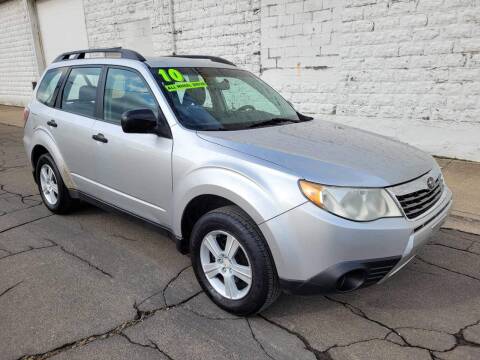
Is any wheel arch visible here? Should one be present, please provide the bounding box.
[179,194,236,253]
[28,129,75,188]
[175,178,273,255]
[174,177,272,236]
[31,145,49,172]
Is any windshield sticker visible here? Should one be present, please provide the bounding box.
[158,68,208,92]
[158,68,184,82]
[164,81,208,92]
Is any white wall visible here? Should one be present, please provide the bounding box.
[0,0,40,106]
[172,0,261,73]
[0,0,479,160]
[82,0,261,72]
[36,0,89,64]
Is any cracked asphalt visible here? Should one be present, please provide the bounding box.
[1,123,479,360]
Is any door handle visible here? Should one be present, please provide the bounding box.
[47,120,57,128]
[92,133,108,143]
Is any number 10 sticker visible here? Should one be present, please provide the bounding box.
[158,68,184,82]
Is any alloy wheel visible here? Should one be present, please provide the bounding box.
[39,164,59,206]
[200,230,252,300]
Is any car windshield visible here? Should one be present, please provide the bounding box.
[153,67,305,131]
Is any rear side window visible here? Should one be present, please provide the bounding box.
[36,68,64,106]
[103,68,158,124]
[61,67,102,118]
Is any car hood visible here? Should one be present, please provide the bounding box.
[197,119,434,187]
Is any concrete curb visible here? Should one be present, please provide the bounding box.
[0,105,23,127]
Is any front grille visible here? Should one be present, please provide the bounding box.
[396,175,443,219]
[362,258,400,287]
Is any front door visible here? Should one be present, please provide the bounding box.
[92,67,173,226]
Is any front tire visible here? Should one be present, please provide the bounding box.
[36,153,74,214]
[190,205,280,315]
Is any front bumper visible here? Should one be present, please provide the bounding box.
[259,185,452,295]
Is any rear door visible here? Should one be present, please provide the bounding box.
[52,66,103,193]
[91,66,173,226]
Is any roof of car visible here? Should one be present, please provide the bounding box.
[51,47,237,69]
[145,56,237,69]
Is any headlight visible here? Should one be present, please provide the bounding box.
[299,180,402,221]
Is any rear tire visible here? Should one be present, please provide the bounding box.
[36,153,74,214]
[190,205,280,315]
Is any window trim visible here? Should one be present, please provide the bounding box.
[36,67,68,108]
[99,65,168,127]
[52,64,171,137]
[55,65,105,120]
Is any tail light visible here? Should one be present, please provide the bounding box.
[23,107,30,127]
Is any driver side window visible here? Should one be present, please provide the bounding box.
[220,77,280,115]
[104,68,158,124]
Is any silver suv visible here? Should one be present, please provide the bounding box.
[24,48,452,315]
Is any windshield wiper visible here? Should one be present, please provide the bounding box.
[201,127,228,131]
[247,118,300,129]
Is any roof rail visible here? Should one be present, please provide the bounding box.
[169,55,236,66]
[53,47,146,63]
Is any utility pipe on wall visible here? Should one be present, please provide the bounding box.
[169,0,176,55]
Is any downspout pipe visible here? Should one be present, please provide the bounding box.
[169,0,176,55]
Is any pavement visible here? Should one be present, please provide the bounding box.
[438,158,480,235]
[0,105,25,128]
[0,108,480,360]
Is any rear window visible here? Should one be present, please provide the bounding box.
[36,68,65,107]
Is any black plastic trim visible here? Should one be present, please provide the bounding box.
[54,66,71,109]
[168,55,236,66]
[413,201,450,233]
[96,65,108,119]
[53,47,146,63]
[280,256,401,295]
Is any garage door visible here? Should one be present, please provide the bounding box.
[36,0,89,64]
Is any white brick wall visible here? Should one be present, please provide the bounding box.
[0,0,39,106]
[172,0,261,73]
[83,0,158,52]
[260,0,480,161]
[82,0,261,72]
[0,0,479,160]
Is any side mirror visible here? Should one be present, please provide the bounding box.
[121,109,157,134]
[121,109,171,138]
